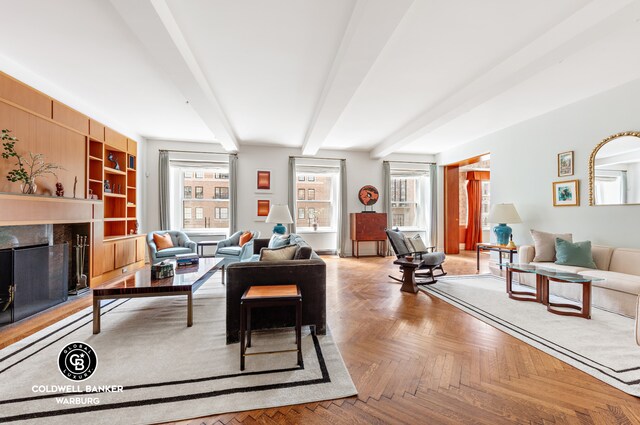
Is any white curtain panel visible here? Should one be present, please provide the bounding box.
[158,150,170,230]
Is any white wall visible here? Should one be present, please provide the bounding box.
[143,140,433,255]
[437,78,640,250]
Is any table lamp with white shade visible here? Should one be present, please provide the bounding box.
[266,204,293,235]
[487,203,522,247]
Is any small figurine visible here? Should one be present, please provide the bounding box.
[108,152,120,171]
[72,176,77,198]
[55,182,64,197]
[104,179,111,193]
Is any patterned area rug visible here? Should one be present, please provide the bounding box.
[419,274,640,397]
[0,275,356,424]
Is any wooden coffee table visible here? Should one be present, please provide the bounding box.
[92,257,224,334]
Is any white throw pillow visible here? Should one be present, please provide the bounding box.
[259,244,298,261]
[410,234,430,252]
[530,229,572,262]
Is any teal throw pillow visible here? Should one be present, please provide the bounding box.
[554,238,597,269]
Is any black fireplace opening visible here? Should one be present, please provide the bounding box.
[0,243,68,326]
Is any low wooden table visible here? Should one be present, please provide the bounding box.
[393,258,423,293]
[477,243,517,271]
[197,240,218,257]
[240,285,302,371]
[92,257,224,334]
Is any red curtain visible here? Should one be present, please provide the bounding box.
[464,171,488,250]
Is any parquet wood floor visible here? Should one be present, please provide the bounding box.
[2,252,639,424]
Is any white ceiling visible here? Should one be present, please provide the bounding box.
[1,0,640,157]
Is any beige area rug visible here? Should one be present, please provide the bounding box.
[0,274,356,424]
[419,274,640,397]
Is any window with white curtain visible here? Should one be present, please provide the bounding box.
[169,157,230,233]
[295,167,339,232]
[390,168,431,230]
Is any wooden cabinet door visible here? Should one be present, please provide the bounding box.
[103,242,115,273]
[115,239,136,269]
[92,222,104,277]
[354,213,387,240]
[136,236,146,262]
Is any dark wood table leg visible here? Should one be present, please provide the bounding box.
[583,282,591,319]
[506,269,512,295]
[296,299,302,367]
[247,306,252,348]
[400,266,419,293]
[93,296,101,335]
[240,302,246,371]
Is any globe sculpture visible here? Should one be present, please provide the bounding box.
[358,185,379,209]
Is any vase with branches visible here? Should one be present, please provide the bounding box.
[1,129,64,194]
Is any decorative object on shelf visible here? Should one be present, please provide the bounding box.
[70,234,89,295]
[265,204,293,234]
[117,184,122,194]
[553,180,580,207]
[104,179,111,193]
[487,203,522,246]
[256,170,272,192]
[256,199,271,220]
[358,185,379,212]
[506,234,517,249]
[55,182,64,197]
[129,155,135,170]
[88,188,98,200]
[1,129,64,195]
[73,176,77,198]
[558,151,574,177]
[108,152,120,170]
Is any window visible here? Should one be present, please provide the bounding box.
[169,162,231,232]
[294,170,339,230]
[390,170,430,229]
[214,187,229,199]
[298,175,305,182]
[214,207,229,219]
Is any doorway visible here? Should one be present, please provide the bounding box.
[444,154,490,254]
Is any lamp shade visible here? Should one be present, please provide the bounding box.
[265,205,293,224]
[487,203,522,224]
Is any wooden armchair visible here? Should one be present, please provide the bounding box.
[386,229,446,284]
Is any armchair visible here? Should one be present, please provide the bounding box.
[386,229,446,284]
[147,230,197,264]
[215,230,260,264]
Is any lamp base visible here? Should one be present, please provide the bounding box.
[493,223,512,246]
[272,223,286,235]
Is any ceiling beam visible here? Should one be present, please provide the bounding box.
[110,0,239,152]
[301,0,414,156]
[370,0,640,159]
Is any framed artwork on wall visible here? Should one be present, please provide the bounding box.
[558,151,574,177]
[553,179,580,206]
[255,199,271,220]
[256,170,272,193]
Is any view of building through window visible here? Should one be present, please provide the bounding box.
[181,169,229,230]
[390,175,424,228]
[295,172,336,229]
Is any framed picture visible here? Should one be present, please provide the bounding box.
[553,180,580,206]
[256,170,271,193]
[558,151,574,177]
[255,199,271,220]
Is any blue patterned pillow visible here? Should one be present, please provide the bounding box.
[268,234,290,249]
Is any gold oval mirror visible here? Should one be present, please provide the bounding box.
[589,131,640,205]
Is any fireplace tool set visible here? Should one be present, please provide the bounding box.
[70,234,89,295]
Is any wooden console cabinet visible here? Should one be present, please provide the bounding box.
[350,213,387,258]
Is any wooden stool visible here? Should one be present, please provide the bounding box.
[240,284,302,371]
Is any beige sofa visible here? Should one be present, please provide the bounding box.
[517,245,640,318]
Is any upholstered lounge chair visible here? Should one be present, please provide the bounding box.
[147,230,197,264]
[386,229,446,284]
[215,230,260,264]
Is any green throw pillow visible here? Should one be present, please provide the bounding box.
[554,238,597,269]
